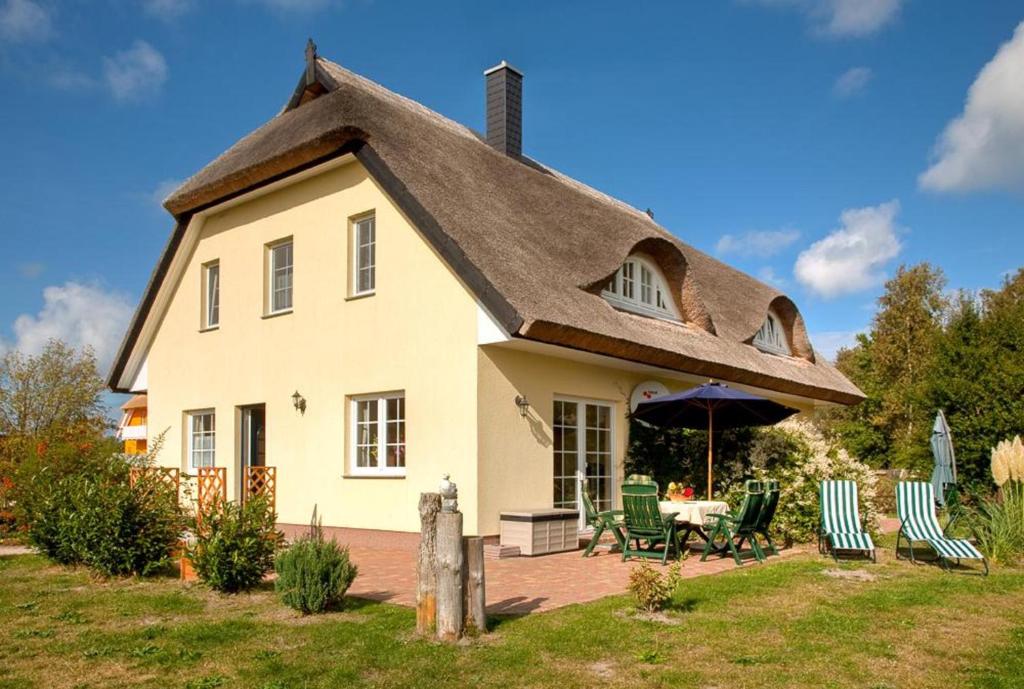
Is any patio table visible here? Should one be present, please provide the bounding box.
[658,500,729,545]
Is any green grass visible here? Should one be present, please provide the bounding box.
[1,551,1022,688]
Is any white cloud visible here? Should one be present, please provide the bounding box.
[919,21,1024,194]
[745,0,902,38]
[149,178,182,207]
[794,200,903,298]
[833,66,872,98]
[3,281,134,372]
[716,229,800,258]
[810,329,864,361]
[143,0,194,21]
[102,40,168,104]
[0,0,52,43]
[756,266,787,287]
[17,261,44,278]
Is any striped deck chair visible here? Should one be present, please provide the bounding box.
[819,480,875,562]
[896,481,988,576]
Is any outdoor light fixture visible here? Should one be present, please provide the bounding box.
[515,395,530,417]
[292,390,306,414]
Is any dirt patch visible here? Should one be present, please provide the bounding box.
[613,608,681,625]
[823,568,878,582]
[589,660,616,679]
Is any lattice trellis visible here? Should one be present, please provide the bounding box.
[129,467,181,501]
[196,466,227,516]
[246,466,277,513]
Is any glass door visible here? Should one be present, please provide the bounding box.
[553,398,615,529]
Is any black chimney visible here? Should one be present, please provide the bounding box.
[484,61,523,157]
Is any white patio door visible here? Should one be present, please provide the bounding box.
[553,398,615,530]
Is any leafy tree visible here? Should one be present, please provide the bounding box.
[0,340,107,438]
[829,263,947,471]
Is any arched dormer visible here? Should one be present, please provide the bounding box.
[748,296,816,362]
[752,310,790,355]
[602,254,681,322]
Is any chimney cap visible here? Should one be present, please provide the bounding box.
[484,60,523,77]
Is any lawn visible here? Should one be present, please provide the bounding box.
[1,546,1022,689]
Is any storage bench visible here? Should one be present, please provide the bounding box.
[499,508,579,556]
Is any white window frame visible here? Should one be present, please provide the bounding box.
[752,310,791,356]
[266,238,293,315]
[188,410,216,469]
[552,395,617,531]
[202,261,220,330]
[602,254,681,322]
[349,392,405,476]
[350,214,376,297]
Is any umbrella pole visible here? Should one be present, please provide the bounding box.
[707,405,713,500]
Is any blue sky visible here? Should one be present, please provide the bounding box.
[1,0,1022,384]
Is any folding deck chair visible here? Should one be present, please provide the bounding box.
[896,481,988,576]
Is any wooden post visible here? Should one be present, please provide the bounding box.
[463,536,486,634]
[416,493,441,636]
[435,510,464,641]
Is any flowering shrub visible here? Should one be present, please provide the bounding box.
[722,418,881,545]
[971,436,1024,564]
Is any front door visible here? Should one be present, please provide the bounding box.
[239,405,266,498]
[553,398,615,530]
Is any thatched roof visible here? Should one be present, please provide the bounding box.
[115,55,863,405]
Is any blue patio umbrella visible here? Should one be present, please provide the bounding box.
[930,410,957,506]
[633,382,799,499]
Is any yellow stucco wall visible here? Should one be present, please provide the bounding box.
[145,159,481,533]
[475,345,815,536]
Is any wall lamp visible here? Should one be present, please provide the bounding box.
[514,394,530,417]
[292,390,307,414]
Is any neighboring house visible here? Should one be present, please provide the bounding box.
[108,43,863,539]
[116,394,148,455]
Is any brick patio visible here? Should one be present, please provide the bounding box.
[344,538,805,615]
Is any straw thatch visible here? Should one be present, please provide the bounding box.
[115,55,863,405]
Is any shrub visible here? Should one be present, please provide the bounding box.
[628,561,681,613]
[721,418,881,545]
[275,525,358,614]
[20,452,183,576]
[970,436,1024,564]
[190,496,282,593]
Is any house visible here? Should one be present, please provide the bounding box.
[108,43,863,540]
[116,394,148,455]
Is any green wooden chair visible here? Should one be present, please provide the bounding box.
[580,488,626,557]
[754,479,781,557]
[621,482,681,564]
[819,479,875,562]
[626,474,657,487]
[896,481,988,576]
[701,480,766,566]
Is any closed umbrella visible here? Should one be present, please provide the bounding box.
[930,410,957,506]
[633,382,799,499]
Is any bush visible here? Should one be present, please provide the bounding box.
[275,525,358,614]
[628,561,681,613]
[970,436,1024,564]
[721,418,881,545]
[20,452,183,576]
[190,496,282,593]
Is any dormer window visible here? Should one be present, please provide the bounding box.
[602,255,680,322]
[753,311,790,356]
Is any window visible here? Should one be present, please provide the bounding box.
[267,240,293,314]
[602,255,680,321]
[203,261,220,329]
[189,411,216,469]
[351,215,375,296]
[350,393,405,476]
[752,311,790,356]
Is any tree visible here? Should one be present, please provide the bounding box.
[0,340,108,439]
[828,263,948,471]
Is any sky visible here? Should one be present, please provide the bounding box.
[1,0,1022,394]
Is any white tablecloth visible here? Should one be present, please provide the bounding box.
[659,500,729,524]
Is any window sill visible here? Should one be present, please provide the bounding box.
[199,325,220,333]
[345,291,376,302]
[262,309,293,320]
[343,473,406,480]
